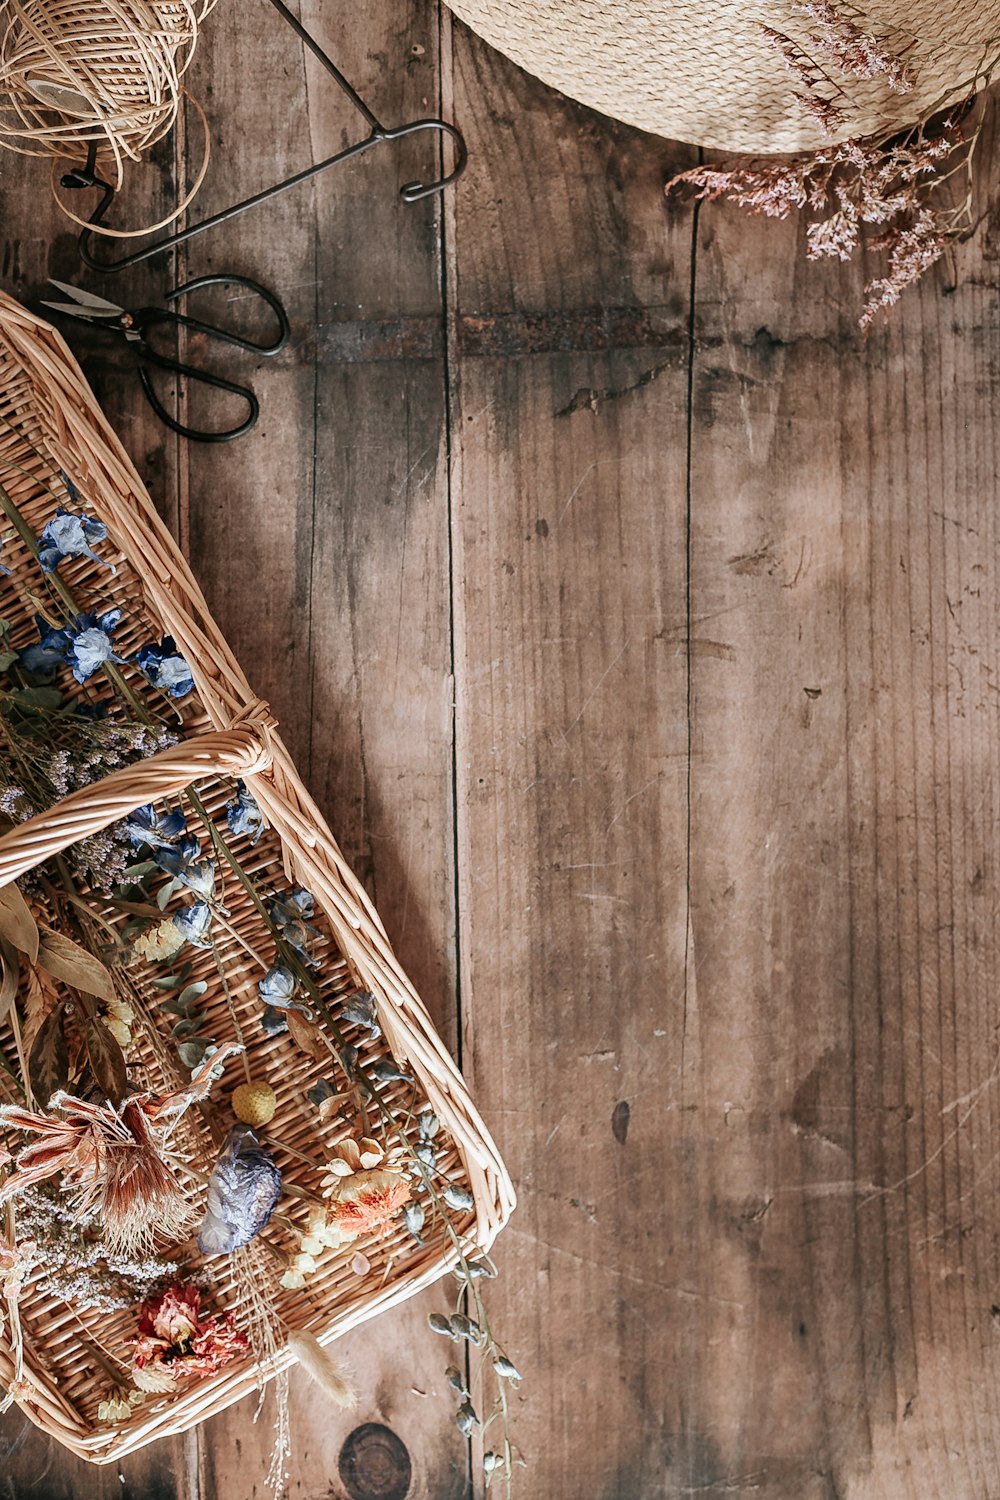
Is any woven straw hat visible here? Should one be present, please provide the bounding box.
[444,1,1000,152]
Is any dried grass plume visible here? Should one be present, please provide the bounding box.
[287,1331,358,1410]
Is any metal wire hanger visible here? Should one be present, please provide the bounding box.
[61,0,467,275]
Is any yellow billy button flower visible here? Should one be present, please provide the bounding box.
[232,1082,277,1127]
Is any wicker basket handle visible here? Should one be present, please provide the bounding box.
[0,726,272,889]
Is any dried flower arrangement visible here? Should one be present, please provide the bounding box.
[0,440,518,1489]
[666,3,999,329]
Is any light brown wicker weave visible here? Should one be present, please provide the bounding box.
[0,287,514,1462]
[445,0,1000,152]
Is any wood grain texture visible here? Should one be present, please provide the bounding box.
[445,18,698,1500]
[184,3,467,1497]
[4,0,1000,1496]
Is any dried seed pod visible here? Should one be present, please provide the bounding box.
[428,1312,455,1338]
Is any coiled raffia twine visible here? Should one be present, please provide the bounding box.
[0,0,216,200]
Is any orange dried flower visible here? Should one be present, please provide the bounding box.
[328,1169,413,1242]
[321,1137,412,1242]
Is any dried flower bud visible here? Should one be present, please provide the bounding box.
[450,1313,482,1345]
[428,1312,456,1338]
[455,1399,479,1435]
[445,1365,467,1394]
[403,1202,425,1243]
[443,1183,475,1212]
[493,1356,521,1380]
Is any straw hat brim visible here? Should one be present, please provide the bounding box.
[445,0,1000,152]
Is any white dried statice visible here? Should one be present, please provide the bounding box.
[15,1187,178,1313]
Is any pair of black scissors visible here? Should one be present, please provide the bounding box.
[40,274,290,443]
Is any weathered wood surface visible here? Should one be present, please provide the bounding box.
[3,0,1000,1496]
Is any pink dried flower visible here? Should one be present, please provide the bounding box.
[860,209,948,331]
[793,91,847,134]
[806,209,860,260]
[665,163,810,219]
[131,1283,248,1392]
[760,25,824,92]
[666,112,965,326]
[794,1,914,93]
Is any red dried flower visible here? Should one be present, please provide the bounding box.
[131,1283,248,1393]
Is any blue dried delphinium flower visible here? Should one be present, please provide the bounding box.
[136,636,194,699]
[225,780,265,845]
[198,1126,282,1256]
[152,832,200,876]
[124,804,188,850]
[173,900,213,949]
[66,610,126,683]
[257,964,299,1008]
[341,991,381,1041]
[268,887,320,966]
[259,1005,289,1038]
[36,508,115,574]
[17,616,72,679]
[0,535,10,577]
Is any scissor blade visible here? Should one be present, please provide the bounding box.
[40,301,122,321]
[46,279,125,316]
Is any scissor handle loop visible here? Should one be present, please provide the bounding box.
[136,351,260,444]
[158,275,291,355]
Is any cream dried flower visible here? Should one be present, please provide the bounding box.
[133,919,183,962]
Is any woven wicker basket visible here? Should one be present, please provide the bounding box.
[0,287,514,1462]
[445,0,1000,152]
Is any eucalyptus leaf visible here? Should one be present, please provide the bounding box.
[156,878,181,911]
[149,973,183,991]
[172,1016,206,1039]
[122,861,159,881]
[37,927,114,1001]
[177,1038,210,1069]
[0,882,39,962]
[176,981,208,1008]
[11,686,63,709]
[86,1017,127,1105]
[29,1004,68,1106]
[0,650,17,672]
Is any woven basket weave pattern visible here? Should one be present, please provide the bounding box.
[445,0,1000,152]
[0,290,514,1462]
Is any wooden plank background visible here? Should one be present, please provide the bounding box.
[2,3,1000,1497]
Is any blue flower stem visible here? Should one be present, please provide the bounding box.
[208,938,252,1086]
[0,482,172,728]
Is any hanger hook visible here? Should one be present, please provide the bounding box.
[385,117,468,203]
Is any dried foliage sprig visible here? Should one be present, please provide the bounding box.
[666,10,999,328]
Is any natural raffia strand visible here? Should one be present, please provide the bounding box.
[0,289,515,1462]
[0,0,216,226]
[444,0,1000,152]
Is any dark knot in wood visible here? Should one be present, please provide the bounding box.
[338,1422,412,1500]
